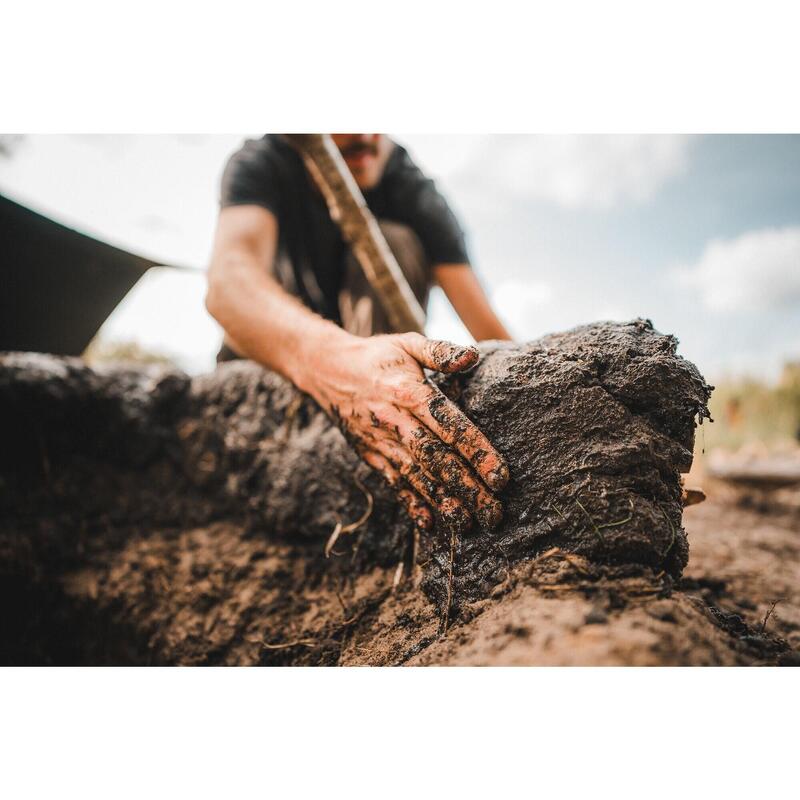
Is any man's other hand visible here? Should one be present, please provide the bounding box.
[297,331,510,533]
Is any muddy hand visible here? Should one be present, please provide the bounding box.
[298,330,509,533]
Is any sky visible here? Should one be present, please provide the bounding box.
[1,134,799,379]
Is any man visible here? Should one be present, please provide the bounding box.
[206,133,511,534]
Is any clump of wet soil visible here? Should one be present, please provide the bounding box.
[8,319,780,667]
[422,318,712,613]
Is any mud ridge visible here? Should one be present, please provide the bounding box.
[1,319,744,665]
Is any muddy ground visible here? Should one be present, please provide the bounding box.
[3,487,797,665]
[410,487,800,665]
[1,320,797,665]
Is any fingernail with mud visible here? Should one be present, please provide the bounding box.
[488,462,510,490]
[458,347,479,366]
[439,497,471,531]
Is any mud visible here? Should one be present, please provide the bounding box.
[420,319,712,614]
[0,319,742,665]
[3,498,795,666]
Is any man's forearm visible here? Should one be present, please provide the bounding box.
[205,253,349,392]
[206,235,509,535]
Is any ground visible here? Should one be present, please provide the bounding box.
[405,488,800,665]
[2,328,797,666]
[8,485,795,666]
[682,487,800,651]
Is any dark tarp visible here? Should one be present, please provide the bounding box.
[1,193,157,355]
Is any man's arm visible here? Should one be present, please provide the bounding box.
[206,206,509,533]
[434,265,512,342]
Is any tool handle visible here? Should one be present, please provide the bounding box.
[284,134,426,334]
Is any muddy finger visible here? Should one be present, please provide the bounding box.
[369,435,472,531]
[412,386,509,491]
[396,489,434,531]
[398,333,479,374]
[392,414,502,531]
[359,448,433,531]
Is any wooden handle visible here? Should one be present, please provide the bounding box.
[283,134,426,334]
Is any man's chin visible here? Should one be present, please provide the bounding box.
[350,167,380,191]
[345,154,373,171]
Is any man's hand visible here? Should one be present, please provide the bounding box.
[295,330,509,533]
[207,206,509,533]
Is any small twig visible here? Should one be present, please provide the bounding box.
[759,599,783,635]
[411,527,420,573]
[350,529,366,565]
[341,477,374,534]
[532,546,564,563]
[258,638,317,650]
[324,476,374,558]
[398,525,423,588]
[335,590,348,614]
[391,560,405,590]
[325,521,344,558]
[527,547,592,579]
[557,552,593,576]
[441,527,457,636]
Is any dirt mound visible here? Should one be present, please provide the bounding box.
[6,319,791,666]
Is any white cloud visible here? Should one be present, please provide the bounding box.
[675,225,800,312]
[468,135,693,210]
[492,280,553,318]
[400,135,488,184]
[491,279,554,332]
[426,280,554,345]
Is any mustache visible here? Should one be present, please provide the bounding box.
[341,142,378,159]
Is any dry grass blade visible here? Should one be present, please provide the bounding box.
[597,499,635,530]
[324,477,374,558]
[527,546,593,579]
[440,527,457,637]
[341,477,374,534]
[392,561,404,590]
[324,521,343,559]
[257,638,317,650]
[759,599,783,635]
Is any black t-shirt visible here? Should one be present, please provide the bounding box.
[219,134,470,322]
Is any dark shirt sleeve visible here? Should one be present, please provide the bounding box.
[219,138,282,217]
[383,148,471,266]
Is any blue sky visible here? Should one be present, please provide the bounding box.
[1,134,798,379]
[438,135,800,379]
